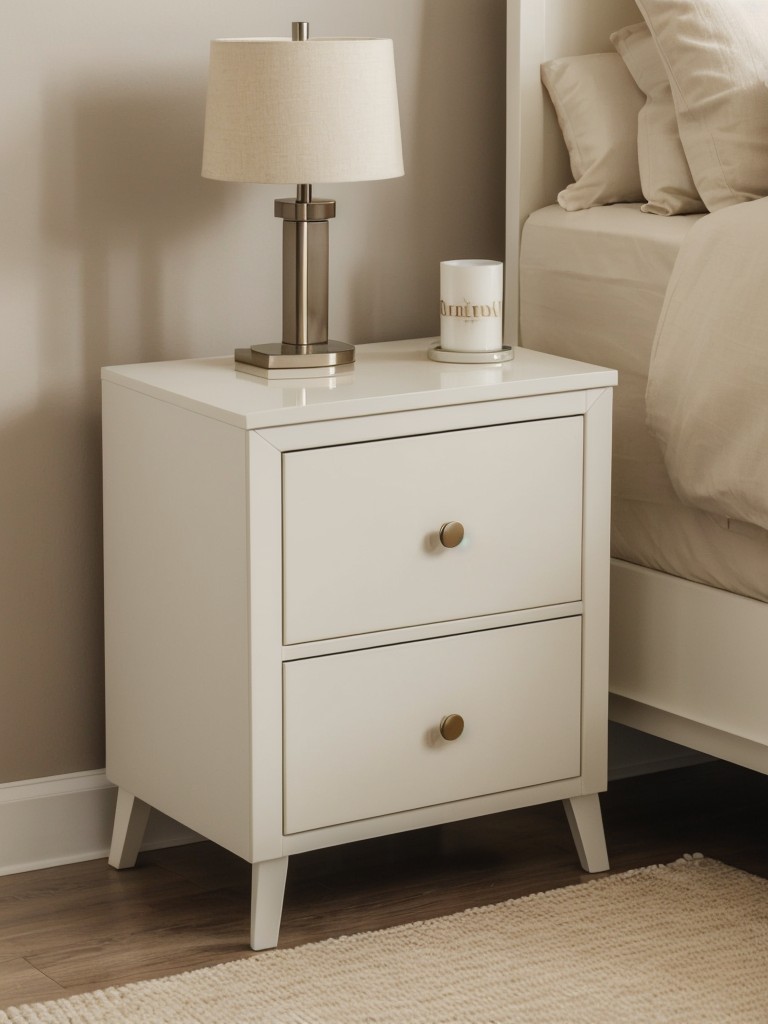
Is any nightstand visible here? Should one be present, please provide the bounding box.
[102,337,617,950]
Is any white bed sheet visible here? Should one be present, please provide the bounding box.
[520,203,768,602]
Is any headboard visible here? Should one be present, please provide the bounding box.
[504,0,640,343]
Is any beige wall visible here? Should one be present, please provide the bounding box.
[0,0,505,784]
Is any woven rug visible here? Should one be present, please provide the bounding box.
[3,855,767,1024]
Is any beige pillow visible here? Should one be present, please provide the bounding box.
[636,0,768,211]
[611,22,705,216]
[541,53,644,212]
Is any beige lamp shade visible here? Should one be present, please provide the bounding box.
[202,36,404,184]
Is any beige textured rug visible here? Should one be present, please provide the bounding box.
[2,855,767,1023]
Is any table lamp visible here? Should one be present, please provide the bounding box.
[202,23,404,376]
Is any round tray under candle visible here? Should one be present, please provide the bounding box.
[427,343,514,364]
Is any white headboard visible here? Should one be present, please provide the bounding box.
[504,0,640,343]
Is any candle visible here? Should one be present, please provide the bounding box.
[440,259,503,352]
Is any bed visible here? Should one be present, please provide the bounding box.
[506,0,768,775]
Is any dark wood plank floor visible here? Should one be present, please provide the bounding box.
[2,759,767,1010]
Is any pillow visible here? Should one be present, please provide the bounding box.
[610,22,705,216]
[636,0,768,211]
[541,53,644,211]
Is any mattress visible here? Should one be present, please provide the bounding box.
[520,203,768,602]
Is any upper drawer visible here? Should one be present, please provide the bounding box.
[282,417,583,644]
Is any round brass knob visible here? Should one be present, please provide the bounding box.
[439,521,465,548]
[439,714,465,741]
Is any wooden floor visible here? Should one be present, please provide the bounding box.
[2,759,767,1011]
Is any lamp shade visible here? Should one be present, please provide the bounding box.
[202,36,404,184]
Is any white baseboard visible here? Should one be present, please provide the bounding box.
[0,770,201,877]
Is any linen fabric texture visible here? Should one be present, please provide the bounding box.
[647,196,768,531]
[635,0,768,211]
[541,53,644,211]
[202,38,403,184]
[520,203,768,602]
[610,22,705,216]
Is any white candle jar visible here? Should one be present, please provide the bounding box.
[440,259,503,352]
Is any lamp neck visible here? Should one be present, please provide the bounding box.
[296,183,312,204]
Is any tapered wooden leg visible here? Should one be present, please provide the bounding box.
[250,856,289,951]
[108,788,152,869]
[563,793,609,873]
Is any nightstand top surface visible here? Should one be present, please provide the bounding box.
[102,338,617,429]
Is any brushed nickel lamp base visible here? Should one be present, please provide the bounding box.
[234,342,355,376]
[235,183,355,377]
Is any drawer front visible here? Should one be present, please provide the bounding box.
[283,617,582,834]
[282,418,583,644]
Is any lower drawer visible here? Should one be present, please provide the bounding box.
[283,617,582,834]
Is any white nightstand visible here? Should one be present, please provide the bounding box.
[102,338,617,950]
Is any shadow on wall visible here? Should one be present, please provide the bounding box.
[0,398,106,780]
[410,0,506,258]
[41,75,234,373]
[0,70,239,781]
[337,0,506,345]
